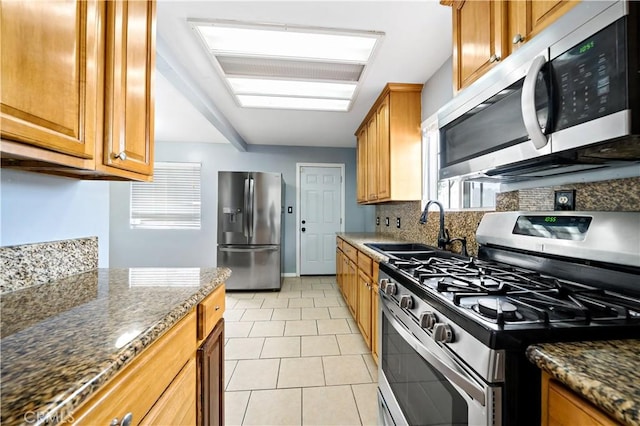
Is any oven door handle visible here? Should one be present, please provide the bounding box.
[383,304,487,406]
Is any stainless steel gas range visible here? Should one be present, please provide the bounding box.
[376,211,640,426]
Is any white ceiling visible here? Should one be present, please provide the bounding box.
[155,1,452,149]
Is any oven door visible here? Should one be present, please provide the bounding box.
[378,299,500,426]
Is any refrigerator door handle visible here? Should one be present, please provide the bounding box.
[219,246,279,253]
[243,178,250,238]
[248,177,255,239]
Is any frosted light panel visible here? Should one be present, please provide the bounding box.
[237,95,350,111]
[197,26,377,62]
[228,78,356,98]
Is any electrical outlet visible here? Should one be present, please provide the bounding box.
[385,217,390,227]
[396,217,401,228]
[376,217,380,226]
[287,206,293,214]
[554,190,576,211]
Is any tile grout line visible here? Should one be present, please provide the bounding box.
[350,384,365,426]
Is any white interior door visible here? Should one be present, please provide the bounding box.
[300,166,342,275]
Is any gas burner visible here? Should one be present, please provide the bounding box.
[473,298,524,322]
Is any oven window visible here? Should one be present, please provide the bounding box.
[382,313,469,425]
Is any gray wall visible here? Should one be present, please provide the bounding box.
[0,169,110,266]
[109,141,375,272]
[421,56,453,121]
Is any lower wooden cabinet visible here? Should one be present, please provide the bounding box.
[140,357,197,425]
[541,371,617,426]
[336,237,380,364]
[197,318,225,426]
[72,285,225,425]
[357,269,372,345]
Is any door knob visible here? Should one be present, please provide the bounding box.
[302,220,306,224]
[302,227,306,232]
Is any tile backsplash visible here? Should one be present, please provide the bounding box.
[375,176,639,255]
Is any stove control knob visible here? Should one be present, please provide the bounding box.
[399,295,413,309]
[384,282,397,296]
[419,312,437,330]
[432,323,454,343]
[379,278,389,290]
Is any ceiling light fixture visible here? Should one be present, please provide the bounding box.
[190,20,384,112]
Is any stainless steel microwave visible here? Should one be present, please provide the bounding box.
[438,0,639,181]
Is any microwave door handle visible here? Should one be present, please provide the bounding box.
[521,55,549,150]
[382,304,487,405]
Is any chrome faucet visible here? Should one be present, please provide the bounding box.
[419,199,469,256]
[419,200,448,250]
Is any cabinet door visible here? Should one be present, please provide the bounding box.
[508,1,578,55]
[542,372,617,426]
[102,0,155,177]
[371,262,379,364]
[0,0,100,160]
[376,96,391,200]
[140,357,197,426]
[197,319,225,426]
[366,116,378,202]
[452,0,507,91]
[347,260,358,317]
[529,1,578,38]
[356,127,368,203]
[357,270,372,348]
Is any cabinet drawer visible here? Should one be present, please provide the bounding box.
[343,243,358,262]
[357,252,373,277]
[73,310,196,425]
[198,284,225,341]
[140,356,196,425]
[337,238,344,250]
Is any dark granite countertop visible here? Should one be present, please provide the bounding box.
[0,267,230,426]
[527,340,640,426]
[336,232,419,262]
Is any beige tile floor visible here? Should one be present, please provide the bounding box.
[224,276,379,426]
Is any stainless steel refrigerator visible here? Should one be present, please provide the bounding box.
[217,171,283,291]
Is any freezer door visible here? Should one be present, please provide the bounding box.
[218,172,249,245]
[248,172,282,245]
[217,245,282,290]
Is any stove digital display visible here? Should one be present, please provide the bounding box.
[513,215,592,240]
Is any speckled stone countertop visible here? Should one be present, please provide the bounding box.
[527,340,640,426]
[336,232,423,262]
[0,267,231,426]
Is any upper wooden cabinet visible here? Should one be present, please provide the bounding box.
[449,0,507,92]
[442,0,578,92]
[0,1,101,163]
[101,0,155,178]
[356,128,368,203]
[355,83,422,204]
[508,1,579,55]
[0,0,156,181]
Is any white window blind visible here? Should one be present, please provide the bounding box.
[130,162,201,229]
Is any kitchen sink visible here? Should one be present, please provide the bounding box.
[363,242,439,260]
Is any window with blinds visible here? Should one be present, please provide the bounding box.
[130,162,201,229]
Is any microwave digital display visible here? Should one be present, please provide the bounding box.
[513,215,593,240]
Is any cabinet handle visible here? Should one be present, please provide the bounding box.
[215,305,220,311]
[110,413,133,426]
[512,33,524,45]
[489,54,501,63]
[112,151,127,161]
